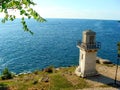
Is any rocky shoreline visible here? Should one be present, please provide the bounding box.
[96,57,113,64]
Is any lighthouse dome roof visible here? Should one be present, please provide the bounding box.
[83,30,96,35]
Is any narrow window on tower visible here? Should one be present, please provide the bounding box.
[81,54,83,60]
[89,35,94,44]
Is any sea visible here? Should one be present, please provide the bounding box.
[0,18,120,74]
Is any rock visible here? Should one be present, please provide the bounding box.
[96,59,100,64]
[55,68,60,71]
[103,59,112,64]
[38,77,42,82]
[41,76,49,82]
[96,57,112,64]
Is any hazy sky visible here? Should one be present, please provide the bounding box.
[0,0,120,20]
[33,0,120,20]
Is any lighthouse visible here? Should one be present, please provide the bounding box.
[75,30,101,77]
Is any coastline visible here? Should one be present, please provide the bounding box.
[10,57,119,76]
[0,57,120,90]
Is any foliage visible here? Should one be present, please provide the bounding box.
[32,80,38,85]
[33,69,39,75]
[44,66,54,73]
[1,68,13,80]
[0,0,46,34]
[0,66,91,90]
[0,83,9,90]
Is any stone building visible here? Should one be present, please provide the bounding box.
[75,30,101,77]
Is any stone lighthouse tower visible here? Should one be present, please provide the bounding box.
[75,30,100,77]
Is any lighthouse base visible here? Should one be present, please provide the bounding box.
[75,66,98,78]
[75,66,82,76]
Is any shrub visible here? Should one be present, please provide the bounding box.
[32,80,38,85]
[0,83,8,90]
[1,68,13,80]
[44,66,54,73]
[33,70,39,75]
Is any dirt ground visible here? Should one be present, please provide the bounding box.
[81,64,120,90]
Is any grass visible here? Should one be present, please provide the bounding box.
[0,64,118,90]
[50,73,73,90]
[0,83,9,90]
[0,66,90,90]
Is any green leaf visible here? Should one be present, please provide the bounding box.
[0,8,3,12]
[0,0,46,35]
[29,30,34,35]
[28,16,31,19]
[13,15,16,19]
[24,13,29,16]
[20,10,26,15]
[2,3,6,9]
[22,17,24,20]
[1,19,5,23]
[4,9,8,13]
[27,8,33,12]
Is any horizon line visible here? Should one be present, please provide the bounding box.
[0,17,119,21]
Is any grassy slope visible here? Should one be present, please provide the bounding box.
[0,66,90,90]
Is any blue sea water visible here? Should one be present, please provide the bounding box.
[0,18,120,74]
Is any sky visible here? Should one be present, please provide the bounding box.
[32,0,120,20]
[0,0,120,20]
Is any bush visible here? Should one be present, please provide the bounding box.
[32,80,38,85]
[1,68,13,80]
[44,66,54,73]
[0,83,8,90]
[33,70,39,75]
